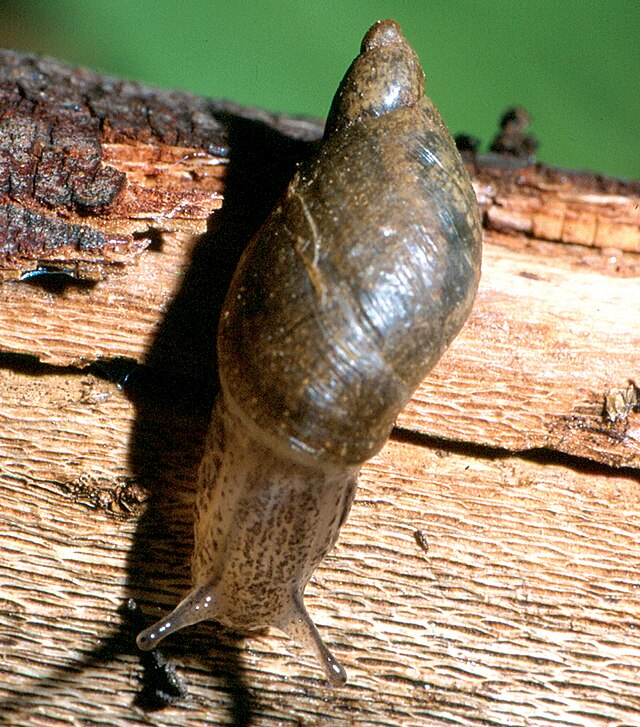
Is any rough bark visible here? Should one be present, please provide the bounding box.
[1,49,639,726]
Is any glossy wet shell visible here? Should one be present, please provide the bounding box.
[218,64,481,467]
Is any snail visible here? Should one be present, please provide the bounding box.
[137,18,482,686]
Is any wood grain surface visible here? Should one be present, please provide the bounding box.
[1,49,639,726]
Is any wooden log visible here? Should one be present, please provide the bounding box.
[1,49,639,725]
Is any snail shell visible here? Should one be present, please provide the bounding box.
[137,19,482,686]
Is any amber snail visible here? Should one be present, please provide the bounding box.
[137,18,482,687]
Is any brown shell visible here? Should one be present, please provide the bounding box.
[217,19,482,466]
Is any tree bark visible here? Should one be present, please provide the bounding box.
[1,49,639,726]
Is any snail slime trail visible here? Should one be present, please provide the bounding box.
[137,19,482,686]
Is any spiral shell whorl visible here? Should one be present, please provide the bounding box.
[324,20,425,137]
[218,22,481,467]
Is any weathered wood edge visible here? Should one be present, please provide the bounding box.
[1,48,639,470]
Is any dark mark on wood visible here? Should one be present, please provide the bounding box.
[0,203,135,281]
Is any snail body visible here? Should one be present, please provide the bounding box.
[137,19,482,686]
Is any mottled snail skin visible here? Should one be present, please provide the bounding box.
[137,19,482,686]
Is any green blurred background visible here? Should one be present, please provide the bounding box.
[1,0,638,180]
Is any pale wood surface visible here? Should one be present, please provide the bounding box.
[2,368,640,725]
[1,49,640,726]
